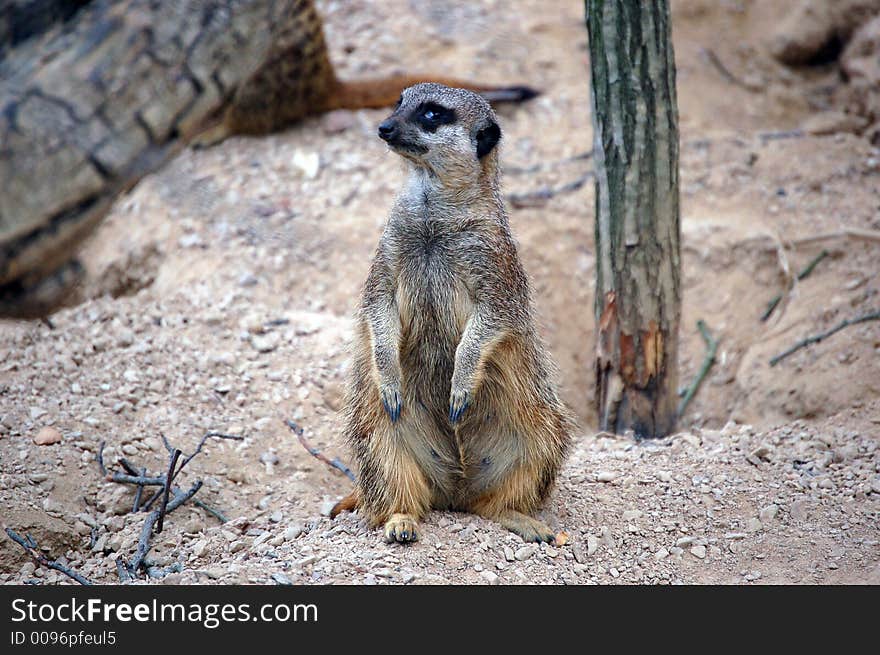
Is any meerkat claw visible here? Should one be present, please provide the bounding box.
[381,387,402,422]
[449,390,470,423]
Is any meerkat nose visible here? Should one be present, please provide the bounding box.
[378,119,399,141]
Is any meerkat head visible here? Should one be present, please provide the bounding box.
[377,83,501,187]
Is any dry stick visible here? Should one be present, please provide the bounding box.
[761,250,829,322]
[769,310,880,366]
[700,47,763,92]
[156,449,181,534]
[787,228,880,246]
[96,440,107,477]
[677,320,719,418]
[507,173,594,209]
[286,420,356,482]
[505,150,594,175]
[127,481,202,577]
[4,528,93,585]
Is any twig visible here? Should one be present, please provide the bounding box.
[286,420,356,482]
[700,47,763,92]
[761,250,829,322]
[769,310,880,366]
[175,431,244,479]
[156,449,181,533]
[111,473,167,486]
[96,441,107,477]
[507,173,593,209]
[786,228,880,246]
[127,482,202,576]
[193,499,228,524]
[505,150,593,175]
[678,320,719,418]
[4,528,92,585]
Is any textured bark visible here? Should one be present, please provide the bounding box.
[586,0,682,438]
[0,0,283,290]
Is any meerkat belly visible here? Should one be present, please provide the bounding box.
[396,255,472,411]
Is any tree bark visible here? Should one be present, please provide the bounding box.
[586,0,682,438]
[0,0,284,293]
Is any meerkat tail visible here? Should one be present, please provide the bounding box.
[328,76,539,111]
[329,491,359,518]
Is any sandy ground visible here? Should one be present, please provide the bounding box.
[1,0,878,585]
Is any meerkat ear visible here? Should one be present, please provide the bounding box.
[476,121,501,159]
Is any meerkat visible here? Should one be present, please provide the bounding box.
[198,0,538,143]
[331,83,574,544]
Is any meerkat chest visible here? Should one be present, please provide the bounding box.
[395,225,474,335]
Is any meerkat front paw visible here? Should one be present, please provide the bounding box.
[379,383,403,422]
[448,388,472,423]
[384,513,421,543]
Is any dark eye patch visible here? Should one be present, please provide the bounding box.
[412,102,456,132]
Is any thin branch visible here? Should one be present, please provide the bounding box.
[286,420,356,482]
[505,150,593,175]
[96,441,107,477]
[175,431,244,479]
[132,467,146,513]
[156,449,181,533]
[506,173,593,209]
[678,320,719,418]
[127,481,202,576]
[700,47,763,92]
[4,528,92,585]
[787,228,880,246]
[769,310,880,366]
[761,250,829,322]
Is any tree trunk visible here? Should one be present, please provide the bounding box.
[0,0,284,304]
[586,0,682,438]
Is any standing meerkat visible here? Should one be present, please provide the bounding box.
[331,83,574,544]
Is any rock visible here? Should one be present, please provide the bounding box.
[596,471,617,483]
[690,545,707,559]
[480,570,500,585]
[586,534,599,556]
[292,150,321,179]
[269,511,283,523]
[260,451,280,466]
[745,518,763,533]
[204,567,225,580]
[401,572,417,584]
[29,406,47,420]
[759,504,779,523]
[250,332,281,353]
[272,572,293,585]
[503,545,515,562]
[284,524,304,541]
[514,545,536,561]
[657,470,673,483]
[790,500,810,521]
[675,536,695,548]
[655,547,669,561]
[622,510,643,522]
[33,427,62,446]
[192,540,208,558]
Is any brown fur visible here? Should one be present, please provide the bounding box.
[198,0,537,142]
[333,84,574,544]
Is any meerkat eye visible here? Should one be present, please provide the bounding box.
[414,103,456,132]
